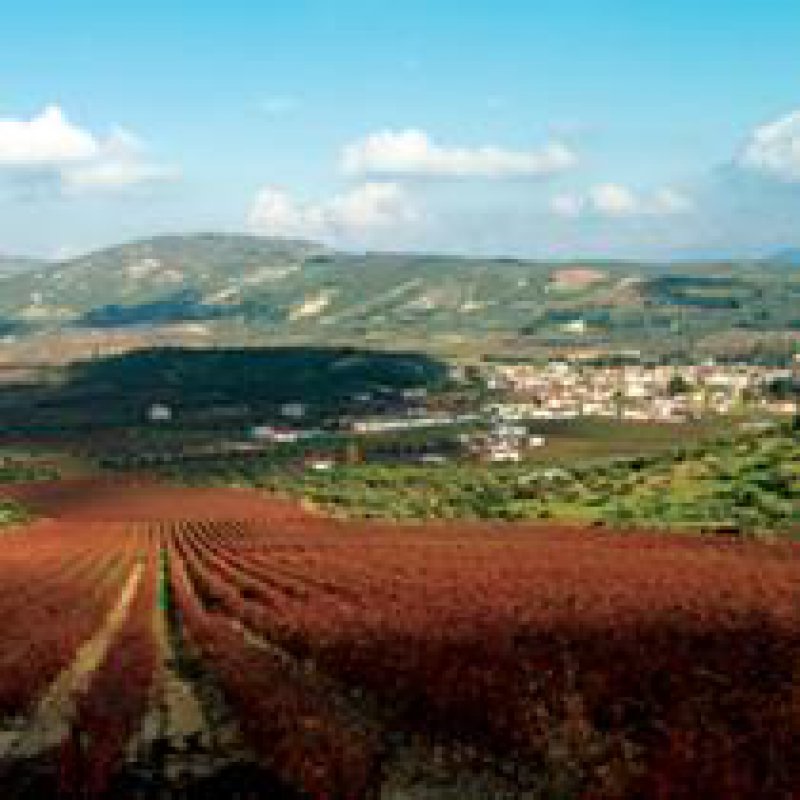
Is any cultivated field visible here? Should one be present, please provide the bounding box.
[0,480,798,798]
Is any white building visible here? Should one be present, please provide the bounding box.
[307,458,335,471]
[147,403,173,423]
[280,402,307,419]
[251,426,303,443]
[562,319,587,335]
[486,445,521,462]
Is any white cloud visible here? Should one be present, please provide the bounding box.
[738,110,800,182]
[549,194,585,217]
[327,182,418,230]
[247,182,419,243]
[61,129,178,193]
[0,105,176,193]
[651,187,694,214]
[247,187,327,240]
[589,183,640,216]
[0,105,98,167]
[341,128,577,179]
[551,183,694,218]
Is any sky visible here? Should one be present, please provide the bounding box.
[1,0,799,260]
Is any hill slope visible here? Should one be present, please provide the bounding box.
[0,234,799,357]
[769,248,800,267]
[0,255,47,277]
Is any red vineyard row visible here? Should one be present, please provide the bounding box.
[169,519,800,800]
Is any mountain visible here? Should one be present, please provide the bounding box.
[768,248,800,267]
[0,234,324,326]
[0,255,47,276]
[1,233,800,358]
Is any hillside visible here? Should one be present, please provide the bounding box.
[0,255,46,276]
[768,248,800,267]
[1,234,799,358]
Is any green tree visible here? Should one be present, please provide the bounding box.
[667,374,693,396]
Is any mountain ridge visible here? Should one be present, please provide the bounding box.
[0,233,798,358]
[768,248,800,266]
[0,255,48,276]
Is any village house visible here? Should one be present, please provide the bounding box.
[484,358,791,424]
[146,403,173,423]
[280,402,307,420]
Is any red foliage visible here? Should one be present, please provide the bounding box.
[66,546,159,798]
[0,521,146,718]
[172,519,800,799]
[2,482,798,799]
[170,535,380,799]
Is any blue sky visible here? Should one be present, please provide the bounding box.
[1,0,799,258]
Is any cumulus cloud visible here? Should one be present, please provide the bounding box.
[551,183,694,218]
[341,128,576,179]
[588,183,640,216]
[549,194,585,218]
[0,105,177,193]
[738,109,800,182]
[247,181,420,244]
[60,129,178,193]
[0,105,98,167]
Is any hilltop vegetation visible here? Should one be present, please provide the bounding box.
[1,234,799,358]
[64,345,446,405]
[0,345,450,432]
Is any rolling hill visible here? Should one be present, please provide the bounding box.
[0,233,799,359]
[768,248,800,267]
[0,255,47,276]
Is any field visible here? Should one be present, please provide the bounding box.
[0,479,797,798]
[187,422,800,536]
[0,449,62,484]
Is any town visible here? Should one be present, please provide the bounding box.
[482,357,800,422]
[127,355,799,469]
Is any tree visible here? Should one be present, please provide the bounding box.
[667,374,693,397]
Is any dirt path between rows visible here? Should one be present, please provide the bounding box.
[124,539,270,794]
[0,563,144,762]
[127,583,241,783]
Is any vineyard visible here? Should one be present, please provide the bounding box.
[0,480,798,798]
